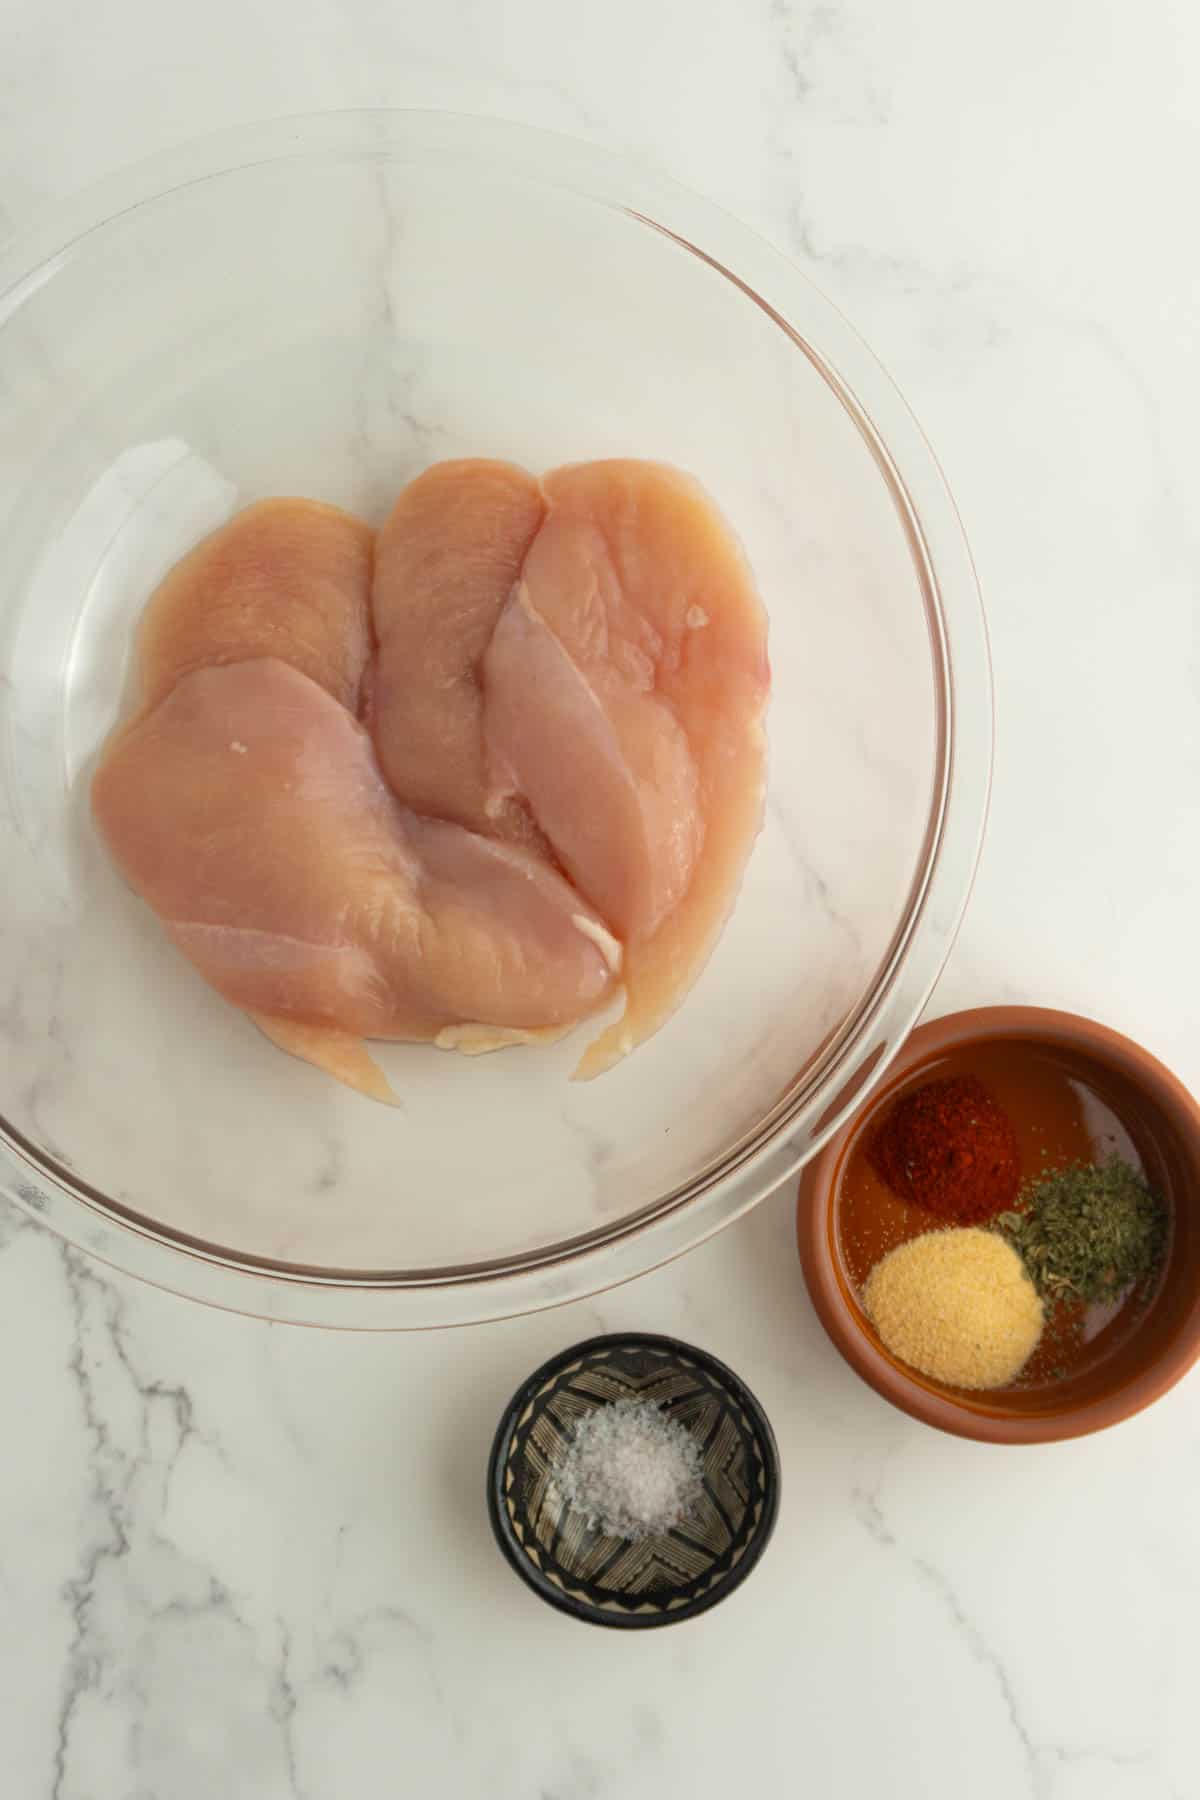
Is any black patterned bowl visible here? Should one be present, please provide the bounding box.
[487,1333,780,1628]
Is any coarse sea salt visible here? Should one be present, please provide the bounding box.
[551,1397,704,1540]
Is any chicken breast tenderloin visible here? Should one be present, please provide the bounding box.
[482,460,769,1077]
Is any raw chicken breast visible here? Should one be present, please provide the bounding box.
[92,660,619,1097]
[370,460,546,847]
[483,460,768,1078]
[106,496,384,1095]
[95,496,618,1101]
[137,498,373,713]
[92,456,767,1102]
[483,569,701,940]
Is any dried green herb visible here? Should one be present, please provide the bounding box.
[995,1157,1167,1305]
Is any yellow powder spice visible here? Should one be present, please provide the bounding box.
[863,1228,1044,1390]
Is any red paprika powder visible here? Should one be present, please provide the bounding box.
[868,1074,1020,1224]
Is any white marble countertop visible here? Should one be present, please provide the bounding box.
[3,4,1200,1796]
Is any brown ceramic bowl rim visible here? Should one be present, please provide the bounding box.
[796,1004,1200,1443]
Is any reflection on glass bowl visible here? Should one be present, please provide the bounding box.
[0,112,991,1327]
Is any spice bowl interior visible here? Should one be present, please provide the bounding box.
[796,1006,1200,1443]
[487,1333,780,1627]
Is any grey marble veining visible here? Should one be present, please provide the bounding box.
[2,2,1200,1796]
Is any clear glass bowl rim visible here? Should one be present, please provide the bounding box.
[0,109,993,1328]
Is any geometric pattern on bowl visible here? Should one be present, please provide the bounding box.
[487,1333,780,1627]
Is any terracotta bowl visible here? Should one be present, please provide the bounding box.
[796,1006,1200,1443]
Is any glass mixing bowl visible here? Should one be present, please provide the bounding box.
[0,112,991,1327]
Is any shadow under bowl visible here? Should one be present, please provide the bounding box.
[797,1006,1200,1443]
[487,1332,780,1626]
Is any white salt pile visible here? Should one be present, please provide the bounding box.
[551,1398,704,1540]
